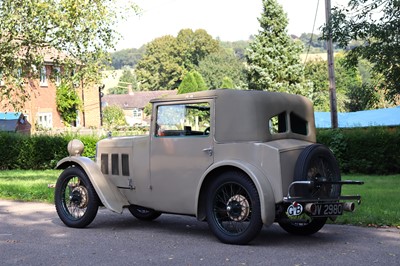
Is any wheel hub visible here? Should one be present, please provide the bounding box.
[226,195,250,221]
[70,186,89,208]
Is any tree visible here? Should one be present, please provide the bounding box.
[108,68,137,94]
[325,0,400,99]
[178,70,207,94]
[176,29,219,69]
[0,0,139,110]
[221,77,234,89]
[246,0,307,94]
[198,49,246,89]
[109,46,145,69]
[102,105,127,130]
[135,35,184,91]
[135,29,219,91]
[191,70,208,91]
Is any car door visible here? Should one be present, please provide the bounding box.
[149,100,214,214]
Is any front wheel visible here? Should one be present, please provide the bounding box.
[55,166,99,228]
[206,171,263,245]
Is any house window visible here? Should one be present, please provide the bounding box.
[40,66,47,86]
[37,112,52,129]
[53,66,61,85]
[0,69,4,86]
[133,108,142,118]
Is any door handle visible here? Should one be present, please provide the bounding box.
[202,147,213,156]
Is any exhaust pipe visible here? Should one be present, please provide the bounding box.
[343,202,355,212]
[305,203,316,215]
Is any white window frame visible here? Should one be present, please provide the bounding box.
[40,66,48,86]
[0,69,4,86]
[54,66,61,86]
[133,108,142,118]
[37,112,52,129]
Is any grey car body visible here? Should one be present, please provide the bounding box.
[55,89,362,244]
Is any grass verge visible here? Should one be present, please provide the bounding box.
[0,170,61,204]
[334,174,400,227]
[0,171,399,227]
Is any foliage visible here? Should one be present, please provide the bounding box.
[109,46,146,69]
[220,40,250,61]
[135,29,219,91]
[317,127,400,174]
[56,82,81,125]
[298,33,327,52]
[221,77,234,89]
[108,67,137,94]
[178,70,208,94]
[303,53,383,112]
[246,0,307,94]
[345,83,380,111]
[0,0,139,110]
[102,105,127,129]
[198,48,246,89]
[135,35,183,91]
[0,132,69,169]
[325,0,400,100]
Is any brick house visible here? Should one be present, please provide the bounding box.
[0,51,101,132]
[102,90,177,126]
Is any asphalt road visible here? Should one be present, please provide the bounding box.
[1,200,399,266]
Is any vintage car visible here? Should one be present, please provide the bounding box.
[54,89,363,244]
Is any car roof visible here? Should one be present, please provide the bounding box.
[151,89,316,143]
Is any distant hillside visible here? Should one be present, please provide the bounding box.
[101,70,124,94]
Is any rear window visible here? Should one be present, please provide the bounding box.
[269,112,308,136]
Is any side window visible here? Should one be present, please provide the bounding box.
[156,103,210,137]
[290,112,308,135]
[269,112,287,134]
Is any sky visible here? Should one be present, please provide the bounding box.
[115,0,349,50]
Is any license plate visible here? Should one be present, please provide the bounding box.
[314,203,343,216]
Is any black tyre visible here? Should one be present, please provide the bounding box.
[294,144,341,198]
[55,166,99,228]
[279,144,341,235]
[128,205,161,221]
[206,171,263,245]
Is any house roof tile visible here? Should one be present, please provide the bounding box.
[102,90,178,109]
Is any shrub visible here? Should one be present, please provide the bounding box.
[0,133,101,170]
[317,127,400,174]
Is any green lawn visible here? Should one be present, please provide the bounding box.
[0,170,61,203]
[334,174,400,227]
[0,170,399,227]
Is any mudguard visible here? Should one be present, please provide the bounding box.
[197,160,276,226]
[56,156,129,213]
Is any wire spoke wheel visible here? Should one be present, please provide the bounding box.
[206,171,262,245]
[55,167,99,228]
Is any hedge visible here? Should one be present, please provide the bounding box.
[0,133,102,170]
[0,127,399,174]
[317,127,400,174]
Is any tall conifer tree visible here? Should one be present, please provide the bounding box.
[246,0,306,94]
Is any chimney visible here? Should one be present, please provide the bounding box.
[128,84,134,95]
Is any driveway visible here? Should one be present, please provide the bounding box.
[1,200,399,265]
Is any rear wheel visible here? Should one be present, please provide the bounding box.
[279,144,341,235]
[55,166,99,228]
[206,171,263,244]
[128,205,161,221]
